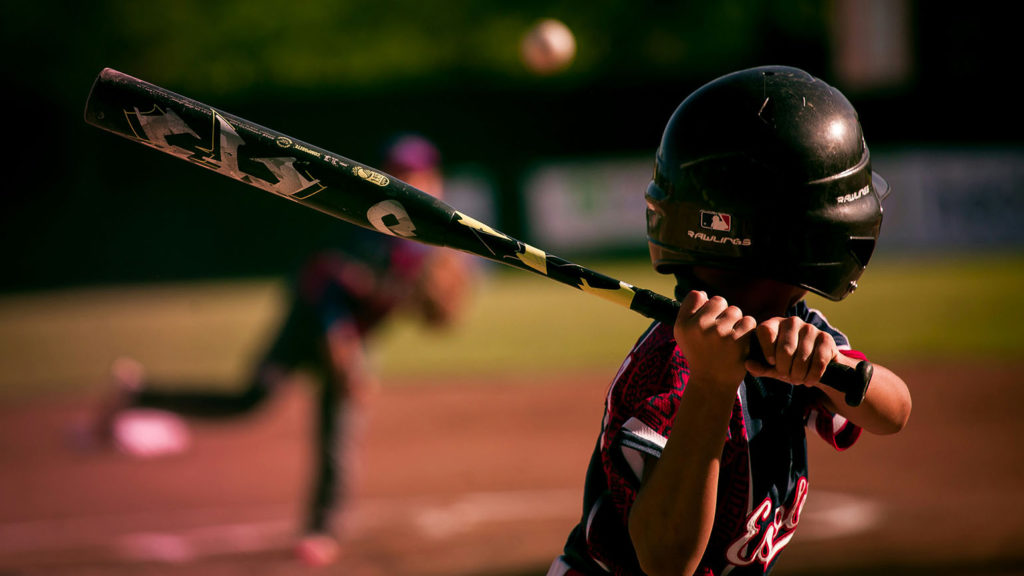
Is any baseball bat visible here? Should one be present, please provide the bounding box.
[83,68,870,406]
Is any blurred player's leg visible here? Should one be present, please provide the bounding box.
[296,320,373,566]
[295,532,342,567]
[296,385,347,568]
[85,357,288,457]
[73,356,190,458]
[84,293,314,458]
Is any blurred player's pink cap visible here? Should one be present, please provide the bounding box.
[384,133,440,172]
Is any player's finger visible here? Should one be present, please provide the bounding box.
[755,319,781,366]
[806,331,837,384]
[697,295,730,331]
[678,290,708,318]
[714,304,747,338]
[734,314,758,339]
[773,317,800,378]
[790,323,819,385]
[674,291,708,346]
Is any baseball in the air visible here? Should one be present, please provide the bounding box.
[521,18,576,75]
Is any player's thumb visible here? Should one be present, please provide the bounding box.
[677,290,708,318]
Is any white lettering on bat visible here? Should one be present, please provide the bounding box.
[367,199,417,237]
[131,106,323,199]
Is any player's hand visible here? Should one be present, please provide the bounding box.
[674,290,757,389]
[745,316,839,387]
[413,250,472,326]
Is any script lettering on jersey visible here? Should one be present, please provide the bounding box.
[725,476,809,568]
[125,105,325,199]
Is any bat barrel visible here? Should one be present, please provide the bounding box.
[84,68,461,247]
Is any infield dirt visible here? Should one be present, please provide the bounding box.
[0,361,1021,575]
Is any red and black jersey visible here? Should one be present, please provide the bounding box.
[297,231,434,335]
[551,300,862,576]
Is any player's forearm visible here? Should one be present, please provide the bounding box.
[824,356,911,435]
[628,380,736,576]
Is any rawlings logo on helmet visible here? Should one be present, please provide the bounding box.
[687,230,752,246]
[836,185,871,204]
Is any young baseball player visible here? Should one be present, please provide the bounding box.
[547,66,912,576]
[90,133,473,566]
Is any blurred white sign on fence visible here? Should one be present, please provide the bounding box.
[873,147,1024,251]
[523,148,1023,256]
[523,156,651,253]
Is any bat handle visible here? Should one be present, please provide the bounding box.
[630,288,871,407]
[746,343,872,407]
[829,359,872,407]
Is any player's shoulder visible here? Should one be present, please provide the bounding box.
[613,322,686,394]
[603,322,687,439]
[633,321,677,355]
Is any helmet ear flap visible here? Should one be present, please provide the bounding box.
[848,236,877,268]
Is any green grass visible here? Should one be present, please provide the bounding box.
[0,252,1020,399]
[371,260,678,381]
[803,252,1024,362]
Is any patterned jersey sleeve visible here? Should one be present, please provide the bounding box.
[798,302,864,451]
[566,322,690,574]
[603,323,688,524]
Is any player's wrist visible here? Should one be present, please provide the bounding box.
[684,371,744,398]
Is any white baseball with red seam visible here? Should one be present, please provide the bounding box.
[521,18,576,75]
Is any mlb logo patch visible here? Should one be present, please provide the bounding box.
[700,211,732,232]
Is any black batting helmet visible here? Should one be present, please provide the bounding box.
[645,65,890,301]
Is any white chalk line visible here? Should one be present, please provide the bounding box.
[114,520,293,564]
[799,490,885,542]
[412,488,581,539]
[0,489,881,564]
